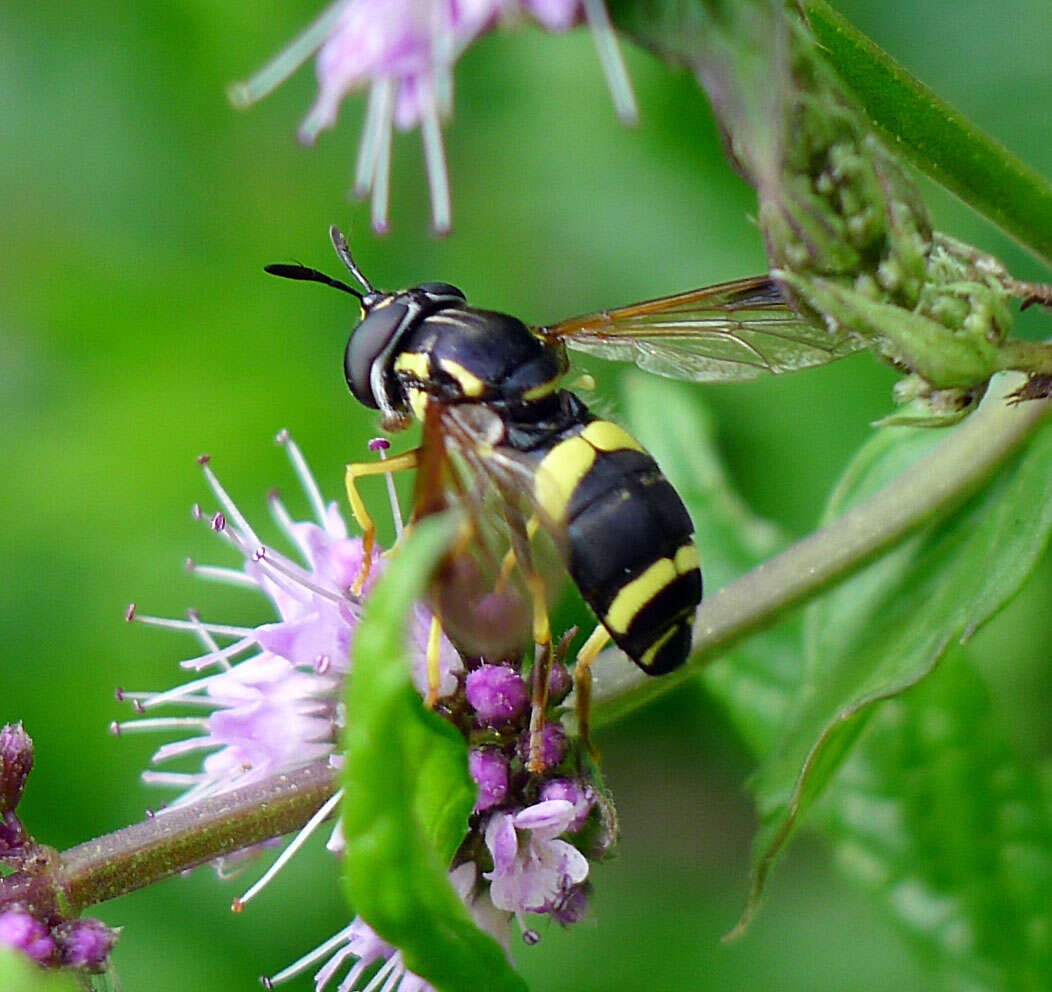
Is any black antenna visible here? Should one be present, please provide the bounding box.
[263,263,363,301]
[329,225,375,295]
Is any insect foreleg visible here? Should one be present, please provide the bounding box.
[345,447,420,596]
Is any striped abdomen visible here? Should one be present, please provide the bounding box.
[522,409,702,675]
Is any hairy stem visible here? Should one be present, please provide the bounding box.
[797,0,1052,268]
[609,0,1052,267]
[0,763,336,921]
[998,340,1052,377]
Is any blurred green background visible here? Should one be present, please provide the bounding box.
[3,1,1049,989]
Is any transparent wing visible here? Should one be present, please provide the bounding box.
[436,404,561,548]
[540,275,861,382]
[420,404,566,657]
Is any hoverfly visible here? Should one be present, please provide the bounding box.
[266,227,858,767]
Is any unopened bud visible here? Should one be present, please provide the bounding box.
[0,910,56,966]
[55,918,119,971]
[0,724,33,814]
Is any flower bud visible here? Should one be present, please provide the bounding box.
[546,662,572,705]
[466,665,528,724]
[55,918,119,970]
[540,778,594,832]
[518,723,566,769]
[468,749,510,813]
[0,910,56,966]
[0,724,33,814]
[551,884,589,926]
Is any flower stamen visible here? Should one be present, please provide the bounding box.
[125,609,256,641]
[252,546,359,608]
[264,923,355,989]
[367,438,404,538]
[198,456,262,547]
[185,559,259,590]
[109,716,210,736]
[276,430,329,527]
[233,788,344,913]
[582,0,638,125]
[419,80,451,234]
[185,608,234,672]
[368,79,395,234]
[227,0,349,109]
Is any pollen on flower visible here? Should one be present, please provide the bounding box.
[228,0,637,233]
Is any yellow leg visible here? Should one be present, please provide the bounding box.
[527,569,554,774]
[573,625,610,761]
[497,505,554,773]
[426,613,443,709]
[345,448,420,596]
[495,516,539,593]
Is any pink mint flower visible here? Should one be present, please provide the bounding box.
[228,0,636,233]
[113,430,466,940]
[539,777,594,832]
[264,864,510,991]
[483,799,589,919]
[115,432,461,811]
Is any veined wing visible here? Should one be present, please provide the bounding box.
[539,275,861,382]
[420,403,566,657]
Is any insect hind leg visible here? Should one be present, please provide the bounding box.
[500,504,555,774]
[525,567,555,773]
[573,624,610,761]
[495,515,539,593]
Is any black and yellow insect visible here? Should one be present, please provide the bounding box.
[267,227,858,763]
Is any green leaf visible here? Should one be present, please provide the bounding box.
[342,515,528,992]
[0,949,81,992]
[800,0,1052,267]
[742,408,1052,932]
[821,648,1052,991]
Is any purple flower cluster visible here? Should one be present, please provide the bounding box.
[123,436,614,991]
[229,0,637,233]
[0,911,118,972]
[0,726,120,976]
[274,659,605,992]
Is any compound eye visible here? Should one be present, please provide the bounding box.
[344,302,409,408]
[417,281,465,301]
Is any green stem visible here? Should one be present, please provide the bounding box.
[798,0,1052,268]
[583,375,1051,729]
[998,339,1052,376]
[0,763,336,920]
[610,0,1052,268]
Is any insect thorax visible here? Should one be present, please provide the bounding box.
[391,306,568,413]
